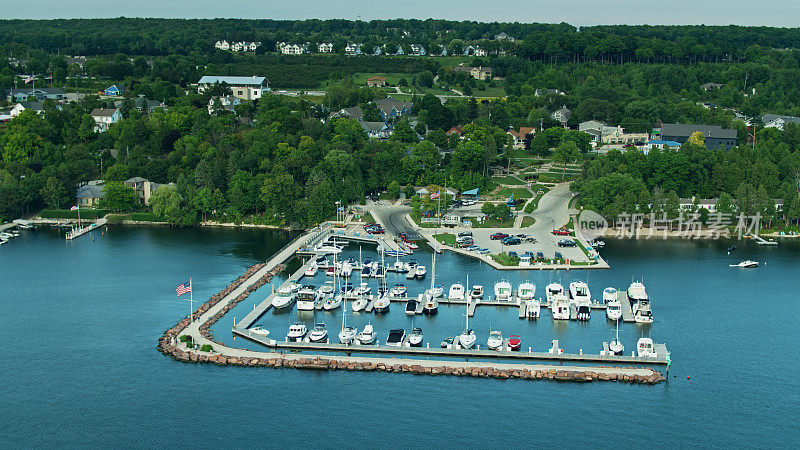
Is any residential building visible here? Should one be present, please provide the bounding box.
[207,96,241,115]
[115,95,165,113]
[446,126,464,137]
[344,43,362,56]
[197,76,270,100]
[394,45,405,56]
[372,46,383,56]
[64,56,88,68]
[328,106,364,121]
[104,84,124,97]
[410,44,426,56]
[494,32,516,42]
[579,121,647,145]
[277,42,308,55]
[453,66,493,80]
[535,88,565,97]
[700,82,724,92]
[7,87,65,103]
[10,102,45,117]
[656,123,738,150]
[214,40,230,50]
[317,42,334,53]
[359,121,393,139]
[374,98,413,120]
[762,114,800,131]
[367,76,387,87]
[90,108,121,132]
[508,127,535,149]
[676,196,783,213]
[474,47,487,57]
[551,105,571,126]
[124,177,167,205]
[76,183,105,207]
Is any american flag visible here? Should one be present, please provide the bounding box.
[23,76,34,84]
[430,191,440,199]
[176,281,191,297]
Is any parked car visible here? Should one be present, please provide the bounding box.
[536,251,545,260]
[554,251,563,260]
[490,233,510,240]
[552,228,571,236]
[478,248,490,254]
[558,239,577,247]
[502,237,521,245]
[458,231,473,237]
[467,245,480,251]
[525,237,537,243]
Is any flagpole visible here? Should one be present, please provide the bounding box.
[189,277,194,322]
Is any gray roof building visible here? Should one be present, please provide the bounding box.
[659,123,738,150]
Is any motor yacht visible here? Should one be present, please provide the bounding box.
[408,327,424,347]
[545,283,564,304]
[390,284,407,297]
[606,296,622,321]
[248,326,269,336]
[354,282,371,297]
[494,280,512,301]
[350,295,369,313]
[317,281,335,296]
[340,282,354,295]
[470,285,484,300]
[448,283,465,300]
[358,323,377,344]
[551,294,571,320]
[386,329,405,347]
[576,304,591,321]
[405,295,420,315]
[309,323,328,343]
[315,243,342,255]
[271,287,296,310]
[487,330,503,350]
[730,260,758,268]
[415,265,427,280]
[637,337,657,358]
[628,282,653,324]
[393,260,407,273]
[525,299,541,319]
[286,323,307,341]
[304,263,318,277]
[296,285,318,311]
[602,287,617,304]
[508,335,522,351]
[568,281,591,307]
[517,282,536,302]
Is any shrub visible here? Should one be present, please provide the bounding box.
[200,344,213,352]
[179,334,192,344]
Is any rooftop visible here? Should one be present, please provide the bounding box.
[198,76,268,86]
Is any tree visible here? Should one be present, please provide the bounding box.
[39,177,66,209]
[150,185,183,223]
[387,181,401,199]
[494,203,512,218]
[390,119,417,143]
[553,141,580,180]
[99,181,139,212]
[481,202,496,216]
[403,185,415,199]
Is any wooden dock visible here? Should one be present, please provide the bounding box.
[619,292,636,323]
[233,328,669,365]
[364,296,378,313]
[65,219,107,240]
[518,302,527,318]
[467,301,477,317]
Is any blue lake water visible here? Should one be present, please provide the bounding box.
[2,226,798,448]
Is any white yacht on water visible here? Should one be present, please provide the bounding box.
[286,323,307,341]
[609,319,624,355]
[448,283,465,300]
[271,287,297,310]
[628,281,654,324]
[569,281,591,321]
[296,285,318,311]
[487,330,503,350]
[604,287,622,321]
[458,297,476,349]
[494,280,512,301]
[525,298,540,319]
[470,285,484,301]
[551,293,570,320]
[545,283,563,304]
[423,253,440,314]
[517,282,536,303]
[309,323,328,343]
[637,337,657,358]
[358,323,377,344]
[338,291,357,344]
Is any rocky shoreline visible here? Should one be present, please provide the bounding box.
[156,263,665,384]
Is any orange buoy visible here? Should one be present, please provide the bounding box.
[687,375,690,380]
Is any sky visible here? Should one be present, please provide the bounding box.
[3,0,800,27]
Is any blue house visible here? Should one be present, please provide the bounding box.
[104,84,124,97]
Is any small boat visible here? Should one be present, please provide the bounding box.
[338,326,358,344]
[249,326,270,336]
[404,241,419,250]
[591,240,605,248]
[458,298,476,349]
[730,260,758,268]
[358,323,377,344]
[606,296,622,321]
[271,288,296,310]
[448,283,465,300]
[546,283,564,304]
[296,285,318,311]
[405,260,418,279]
[340,282,354,295]
[508,335,522,351]
[470,285,484,300]
[315,243,342,255]
[384,250,406,257]
[441,336,454,348]
[317,281,335,296]
[430,283,444,298]
[354,282,371,296]
[309,323,328,343]
[386,329,405,347]
[609,319,624,355]
[390,284,407,297]
[551,294,571,320]
[637,337,657,358]
[286,323,307,341]
[351,295,369,312]
[494,280,512,301]
[405,295,420,315]
[602,287,618,304]
[377,282,389,296]
[393,260,407,273]
[525,299,540,318]
[629,282,653,324]
[415,265,427,280]
[361,265,372,277]
[323,294,343,310]
[304,263,318,277]
[517,282,536,302]
[487,330,503,350]
[422,294,439,314]
[408,327,423,347]
[569,281,591,307]
[340,262,353,277]
[576,304,591,321]
[374,265,386,278]
[373,294,390,313]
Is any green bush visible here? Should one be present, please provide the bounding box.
[129,212,167,222]
[200,344,213,352]
[179,334,192,344]
[39,209,112,219]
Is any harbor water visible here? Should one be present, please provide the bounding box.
[2,226,799,447]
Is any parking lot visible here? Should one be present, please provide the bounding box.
[451,228,590,263]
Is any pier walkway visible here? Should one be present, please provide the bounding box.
[65,218,107,240]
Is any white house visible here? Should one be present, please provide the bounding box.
[410,44,426,56]
[197,76,270,100]
[762,114,800,131]
[247,41,261,51]
[345,43,362,55]
[214,40,230,50]
[231,42,244,52]
[318,42,334,53]
[10,101,45,117]
[90,108,121,132]
[277,42,308,55]
[207,95,241,115]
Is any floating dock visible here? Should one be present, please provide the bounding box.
[65,219,107,240]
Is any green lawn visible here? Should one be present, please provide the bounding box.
[521,217,536,227]
[39,209,112,219]
[491,253,520,266]
[491,175,525,185]
[433,233,456,246]
[471,86,507,97]
[473,216,516,228]
[496,187,532,199]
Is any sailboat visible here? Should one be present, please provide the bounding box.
[458,274,476,349]
[423,252,440,314]
[609,318,624,355]
[338,283,357,344]
[323,252,343,310]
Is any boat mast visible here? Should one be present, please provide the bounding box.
[430,251,436,291]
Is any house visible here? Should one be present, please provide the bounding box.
[374,98,413,120]
[104,84,124,97]
[214,40,230,50]
[64,56,88,68]
[460,188,479,202]
[7,87,65,103]
[494,32,516,42]
[657,123,738,150]
[231,42,244,52]
[579,121,647,145]
[90,108,121,132]
[453,66,493,81]
[508,127,535,149]
[318,42,334,53]
[247,42,261,51]
[359,121,393,139]
[551,105,571,126]
[367,76,387,87]
[394,45,405,56]
[701,83,724,92]
[762,114,800,131]
[115,95,165,113]
[124,177,166,205]
[474,47,487,57]
[277,42,309,55]
[207,96,241,115]
[197,76,270,100]
[10,102,45,117]
[372,46,383,56]
[328,106,364,121]
[345,44,362,56]
[76,183,105,207]
[535,88,565,97]
[410,44,426,56]
[446,126,464,137]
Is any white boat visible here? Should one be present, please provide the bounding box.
[628,282,653,324]
[568,281,591,307]
[551,294,571,320]
[341,262,353,277]
[429,284,444,298]
[271,287,296,310]
[248,326,270,336]
[545,283,563,304]
[296,285,318,311]
[494,280,512,301]
[404,260,418,277]
[354,282,371,297]
[448,283,465,300]
[393,260,407,273]
[286,323,307,341]
[405,295,420,315]
[390,284,407,297]
[606,296,622,321]
[415,265,427,279]
[458,286,476,349]
[602,287,617,304]
[386,329,405,347]
[525,299,540,319]
[609,319,624,355]
[422,293,439,314]
[373,294,390,313]
[408,327,424,347]
[304,263,318,277]
[338,290,357,344]
[487,330,503,350]
[517,281,536,302]
[470,285,484,300]
[351,295,369,312]
[323,294,342,310]
[326,266,337,277]
[315,243,343,255]
[404,241,419,250]
[637,337,657,358]
[730,260,759,268]
[358,323,377,344]
[309,323,328,343]
[317,281,335,296]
